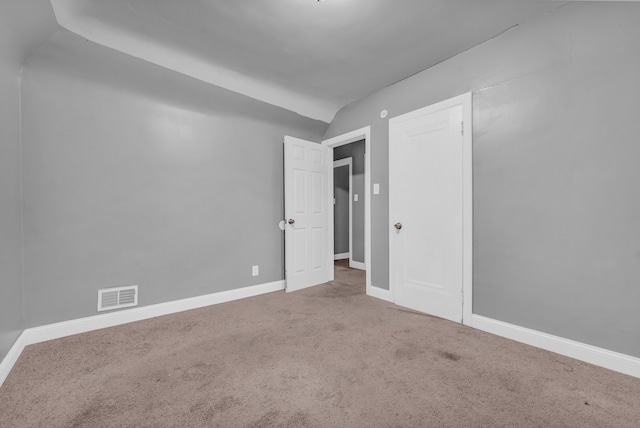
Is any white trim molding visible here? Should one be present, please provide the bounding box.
[472,314,640,379]
[367,284,393,303]
[333,158,352,168]
[0,280,284,387]
[0,333,28,388]
[349,261,366,271]
[334,253,350,260]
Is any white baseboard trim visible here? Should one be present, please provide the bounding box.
[349,261,366,271]
[472,314,640,379]
[0,332,28,387]
[0,280,284,387]
[334,253,350,260]
[367,284,393,303]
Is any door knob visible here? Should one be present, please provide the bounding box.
[394,222,402,230]
[288,219,295,225]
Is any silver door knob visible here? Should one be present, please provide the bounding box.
[288,219,295,225]
[394,222,402,230]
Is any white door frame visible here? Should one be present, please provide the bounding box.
[388,92,473,325]
[322,127,374,296]
[333,158,353,263]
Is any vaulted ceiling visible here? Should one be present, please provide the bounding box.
[49,0,567,122]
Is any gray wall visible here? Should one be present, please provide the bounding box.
[333,140,365,264]
[333,165,350,256]
[324,3,640,358]
[20,31,327,327]
[0,0,58,362]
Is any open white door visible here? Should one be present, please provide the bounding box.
[284,136,331,292]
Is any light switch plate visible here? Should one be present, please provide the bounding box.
[354,194,358,202]
[373,183,380,194]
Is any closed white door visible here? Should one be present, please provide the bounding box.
[389,94,471,323]
[284,136,331,292]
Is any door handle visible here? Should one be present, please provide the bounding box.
[288,219,295,225]
[394,222,402,230]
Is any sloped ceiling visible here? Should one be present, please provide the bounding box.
[1,0,58,68]
[50,0,566,122]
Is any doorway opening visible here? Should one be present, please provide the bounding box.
[322,127,373,296]
[333,146,366,271]
[333,157,353,264]
[330,258,366,296]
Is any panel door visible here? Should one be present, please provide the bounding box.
[389,102,464,322]
[284,136,331,292]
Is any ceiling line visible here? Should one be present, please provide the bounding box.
[49,0,337,123]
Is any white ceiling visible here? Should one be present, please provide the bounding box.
[50,0,566,122]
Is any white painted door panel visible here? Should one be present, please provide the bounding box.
[389,101,465,323]
[284,136,330,292]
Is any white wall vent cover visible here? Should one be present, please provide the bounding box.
[97,285,138,312]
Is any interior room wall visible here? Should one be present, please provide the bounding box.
[20,30,328,328]
[0,0,58,363]
[324,2,640,358]
[0,16,26,366]
[333,140,365,264]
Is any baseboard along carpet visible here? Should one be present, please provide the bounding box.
[1,264,640,427]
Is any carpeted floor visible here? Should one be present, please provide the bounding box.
[2,263,640,427]
[334,258,350,268]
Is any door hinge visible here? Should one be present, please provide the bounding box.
[461,121,464,136]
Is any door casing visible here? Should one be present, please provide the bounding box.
[322,127,381,299]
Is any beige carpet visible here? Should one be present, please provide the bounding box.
[2,264,640,427]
